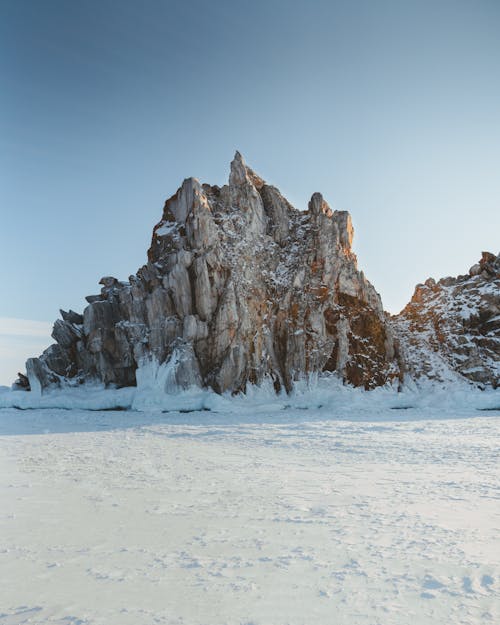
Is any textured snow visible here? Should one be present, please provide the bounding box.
[0,391,499,624]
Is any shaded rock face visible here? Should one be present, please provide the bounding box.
[24,152,398,394]
[393,252,500,388]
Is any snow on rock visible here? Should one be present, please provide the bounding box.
[393,251,500,388]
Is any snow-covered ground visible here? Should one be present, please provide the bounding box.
[1,392,499,624]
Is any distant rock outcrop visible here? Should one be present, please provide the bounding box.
[21,152,399,394]
[393,252,500,388]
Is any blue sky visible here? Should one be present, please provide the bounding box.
[1,0,499,384]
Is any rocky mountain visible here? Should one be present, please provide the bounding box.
[18,152,399,395]
[393,252,500,388]
[15,153,499,395]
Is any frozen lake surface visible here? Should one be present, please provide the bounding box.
[0,402,499,624]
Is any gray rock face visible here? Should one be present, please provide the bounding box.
[393,252,500,388]
[22,152,398,394]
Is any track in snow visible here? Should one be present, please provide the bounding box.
[0,407,499,625]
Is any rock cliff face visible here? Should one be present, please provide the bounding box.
[20,152,399,394]
[393,252,500,388]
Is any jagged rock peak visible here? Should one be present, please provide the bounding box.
[21,152,397,396]
[309,192,333,217]
[230,150,265,189]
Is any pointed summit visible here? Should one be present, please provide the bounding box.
[229,151,265,189]
[229,150,247,186]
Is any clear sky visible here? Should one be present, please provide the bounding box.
[1,0,499,385]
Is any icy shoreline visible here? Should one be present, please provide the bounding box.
[1,374,499,417]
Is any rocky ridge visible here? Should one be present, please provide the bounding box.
[15,154,499,395]
[393,252,500,388]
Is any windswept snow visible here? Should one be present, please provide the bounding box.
[0,397,499,625]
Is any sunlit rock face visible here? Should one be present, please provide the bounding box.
[22,152,398,394]
[393,252,500,388]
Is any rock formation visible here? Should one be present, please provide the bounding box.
[19,152,399,394]
[393,252,500,388]
[15,153,499,395]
